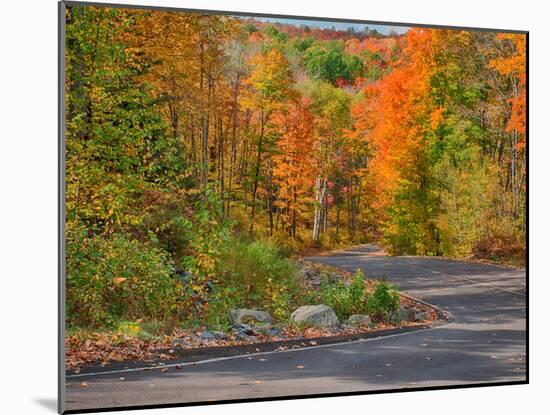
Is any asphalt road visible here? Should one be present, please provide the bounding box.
[65,245,527,412]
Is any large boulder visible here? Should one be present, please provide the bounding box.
[291,305,339,327]
[348,314,371,326]
[229,309,274,325]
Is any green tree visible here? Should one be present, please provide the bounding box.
[303,42,363,84]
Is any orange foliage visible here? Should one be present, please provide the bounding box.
[352,29,436,209]
[271,98,316,227]
[490,34,527,147]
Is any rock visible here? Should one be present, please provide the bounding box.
[254,324,274,335]
[235,332,253,341]
[348,314,371,326]
[229,309,274,325]
[399,308,416,322]
[212,331,227,340]
[200,331,216,340]
[290,305,339,327]
[231,323,256,336]
[268,327,281,336]
[416,311,430,321]
[172,338,186,346]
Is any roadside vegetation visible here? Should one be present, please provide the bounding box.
[65,5,525,366]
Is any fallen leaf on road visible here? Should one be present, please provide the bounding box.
[309,341,318,346]
[119,377,126,381]
[258,358,267,362]
[80,382,89,388]
[254,380,264,384]
[296,365,305,369]
[175,365,182,370]
[160,368,169,372]
[425,357,432,360]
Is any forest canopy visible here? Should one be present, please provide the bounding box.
[65,6,526,329]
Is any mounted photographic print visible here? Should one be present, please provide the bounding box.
[59,1,528,413]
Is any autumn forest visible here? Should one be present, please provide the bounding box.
[65,5,526,333]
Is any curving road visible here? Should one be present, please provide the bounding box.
[64,244,527,412]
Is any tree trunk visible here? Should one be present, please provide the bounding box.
[199,40,209,189]
[266,158,274,236]
[218,117,225,212]
[226,74,240,215]
[313,175,327,243]
[190,115,198,182]
[336,205,341,237]
[249,110,265,235]
[292,189,297,238]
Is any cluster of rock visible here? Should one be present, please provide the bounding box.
[228,308,281,340]
[191,304,431,344]
[227,304,430,330]
[288,304,429,326]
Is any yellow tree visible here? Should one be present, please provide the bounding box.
[242,47,295,234]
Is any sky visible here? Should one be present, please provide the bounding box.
[253,17,410,35]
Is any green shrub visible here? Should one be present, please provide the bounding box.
[216,238,301,321]
[319,269,369,320]
[366,280,400,321]
[180,187,233,280]
[66,228,179,328]
[202,285,242,330]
